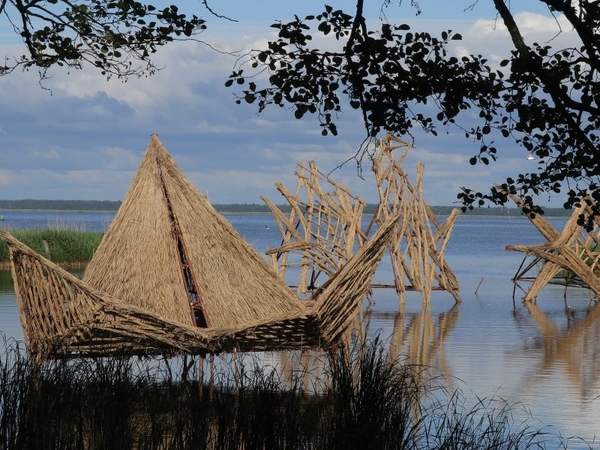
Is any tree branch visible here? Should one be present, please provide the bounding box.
[543,0,600,68]
[493,0,597,154]
[346,0,372,136]
[201,0,237,22]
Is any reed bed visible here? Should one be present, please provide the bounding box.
[0,334,589,450]
[0,229,103,266]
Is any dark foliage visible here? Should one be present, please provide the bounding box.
[0,0,207,80]
[0,200,121,211]
[227,1,600,227]
[0,334,582,449]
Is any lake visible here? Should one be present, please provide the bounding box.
[0,210,599,445]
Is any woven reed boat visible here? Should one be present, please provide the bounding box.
[2,135,397,361]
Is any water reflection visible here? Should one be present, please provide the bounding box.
[0,269,12,291]
[259,301,461,394]
[0,270,22,341]
[383,304,459,390]
[520,301,600,400]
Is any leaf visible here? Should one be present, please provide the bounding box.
[318,22,331,34]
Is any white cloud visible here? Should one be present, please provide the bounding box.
[0,169,15,187]
[29,148,61,161]
[104,147,140,170]
[460,10,578,59]
[0,8,575,208]
[187,168,299,204]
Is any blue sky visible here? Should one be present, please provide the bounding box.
[0,1,570,206]
[209,1,550,22]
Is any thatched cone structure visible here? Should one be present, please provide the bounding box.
[3,135,398,361]
[83,134,304,329]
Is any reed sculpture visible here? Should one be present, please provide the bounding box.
[2,135,397,361]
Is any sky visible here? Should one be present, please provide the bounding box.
[0,1,574,207]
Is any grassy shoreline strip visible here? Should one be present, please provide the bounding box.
[0,229,103,266]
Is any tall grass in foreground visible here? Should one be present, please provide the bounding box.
[0,228,103,265]
[0,334,592,450]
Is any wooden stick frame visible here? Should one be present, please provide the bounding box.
[506,190,600,302]
[263,133,462,304]
[367,134,461,304]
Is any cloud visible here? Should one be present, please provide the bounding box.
[104,147,140,170]
[460,10,577,60]
[29,148,61,161]
[0,168,136,201]
[187,168,299,204]
[0,8,574,207]
[0,169,15,187]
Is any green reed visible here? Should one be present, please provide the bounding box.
[0,228,103,264]
[0,334,592,450]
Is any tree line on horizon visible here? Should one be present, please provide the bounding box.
[0,199,573,217]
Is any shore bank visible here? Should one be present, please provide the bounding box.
[0,229,103,268]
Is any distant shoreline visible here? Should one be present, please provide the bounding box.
[0,199,574,217]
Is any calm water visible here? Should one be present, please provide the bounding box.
[1,211,599,444]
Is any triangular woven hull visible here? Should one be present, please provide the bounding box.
[2,211,395,359]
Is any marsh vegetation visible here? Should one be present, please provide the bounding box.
[0,335,587,450]
[0,228,103,268]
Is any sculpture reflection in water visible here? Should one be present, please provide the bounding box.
[270,299,460,393]
[517,301,600,399]
[386,303,460,388]
[502,187,600,398]
[262,134,464,392]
